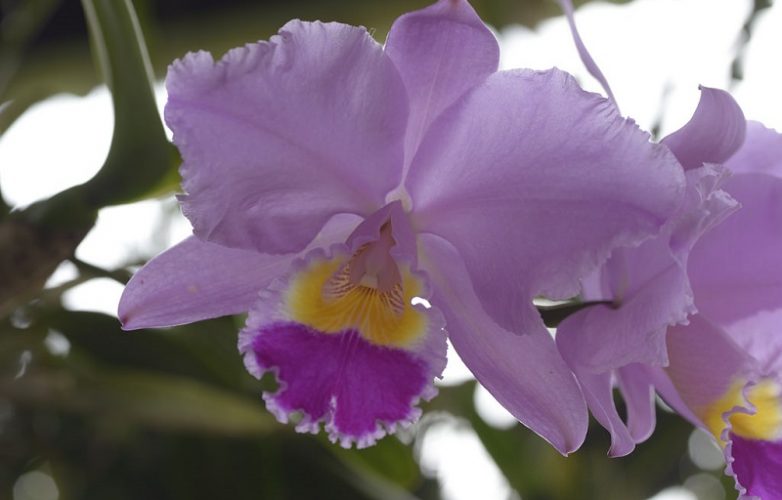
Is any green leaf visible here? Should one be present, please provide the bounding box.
[427,382,700,500]
[78,0,178,207]
[1,358,276,436]
[43,310,253,391]
[0,0,61,99]
[329,435,423,491]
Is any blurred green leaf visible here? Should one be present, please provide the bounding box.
[0,0,61,97]
[731,0,773,82]
[427,382,707,500]
[43,310,253,391]
[0,356,275,436]
[1,310,274,437]
[329,436,423,491]
[79,0,178,207]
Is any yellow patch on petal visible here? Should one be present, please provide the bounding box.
[284,254,428,348]
[701,379,782,443]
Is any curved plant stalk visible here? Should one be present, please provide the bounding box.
[0,0,176,319]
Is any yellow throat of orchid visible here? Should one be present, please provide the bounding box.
[284,224,428,348]
[701,378,782,443]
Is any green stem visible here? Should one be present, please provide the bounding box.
[536,300,614,328]
[79,0,178,207]
[70,257,133,285]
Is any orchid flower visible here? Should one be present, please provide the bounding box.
[119,0,685,450]
[556,1,782,497]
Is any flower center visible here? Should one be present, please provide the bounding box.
[283,223,428,347]
[323,222,404,310]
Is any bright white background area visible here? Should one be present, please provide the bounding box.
[2,0,778,498]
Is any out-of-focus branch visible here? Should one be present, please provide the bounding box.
[731,0,773,84]
[0,195,95,319]
[536,300,614,328]
[0,0,62,98]
[70,257,133,284]
[0,0,175,320]
[0,103,12,219]
[0,189,8,221]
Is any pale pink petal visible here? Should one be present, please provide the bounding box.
[725,121,782,178]
[120,214,360,330]
[665,315,752,412]
[661,86,746,170]
[384,0,499,169]
[726,310,782,376]
[557,312,635,457]
[407,68,685,333]
[119,236,286,330]
[616,364,656,443]
[688,173,782,325]
[165,21,408,254]
[420,233,588,455]
[648,366,703,429]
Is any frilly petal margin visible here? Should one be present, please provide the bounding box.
[730,433,782,499]
[661,86,746,170]
[119,214,360,330]
[419,233,588,455]
[663,317,766,498]
[165,20,408,254]
[239,245,446,448]
[384,0,499,170]
[713,375,782,500]
[558,165,737,374]
[407,68,685,334]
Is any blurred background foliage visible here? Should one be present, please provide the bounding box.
[0,0,761,498]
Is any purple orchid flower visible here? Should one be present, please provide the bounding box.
[118,0,686,450]
[556,1,782,497]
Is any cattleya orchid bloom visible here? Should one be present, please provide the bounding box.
[557,1,782,497]
[119,0,686,450]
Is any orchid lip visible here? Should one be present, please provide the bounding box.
[238,220,447,447]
